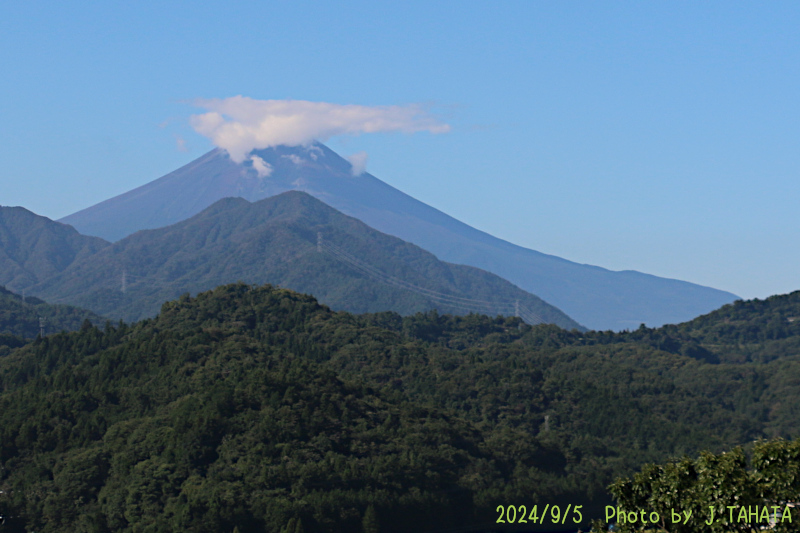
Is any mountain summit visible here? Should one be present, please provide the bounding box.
[60,143,738,330]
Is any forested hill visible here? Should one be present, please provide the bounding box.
[0,205,109,291]
[598,290,800,364]
[2,283,800,532]
[0,284,590,533]
[0,285,104,342]
[672,290,800,351]
[29,191,581,329]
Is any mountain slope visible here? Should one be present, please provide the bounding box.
[0,285,105,339]
[60,143,738,330]
[39,192,582,328]
[0,205,109,291]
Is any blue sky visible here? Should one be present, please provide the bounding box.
[2,1,799,300]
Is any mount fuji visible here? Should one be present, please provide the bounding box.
[60,143,738,330]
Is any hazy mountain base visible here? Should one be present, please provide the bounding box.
[1,285,799,531]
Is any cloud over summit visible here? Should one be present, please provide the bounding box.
[189,97,450,163]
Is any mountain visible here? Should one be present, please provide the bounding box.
[0,205,109,291]
[36,191,581,328]
[60,143,739,330]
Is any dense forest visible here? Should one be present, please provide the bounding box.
[0,286,104,346]
[1,285,800,531]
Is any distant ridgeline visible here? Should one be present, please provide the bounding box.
[2,193,583,329]
[1,283,800,532]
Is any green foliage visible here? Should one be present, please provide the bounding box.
[593,438,800,532]
[0,284,582,532]
[362,505,379,533]
[0,285,105,339]
[0,205,109,290]
[1,283,800,531]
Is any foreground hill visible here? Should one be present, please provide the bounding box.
[59,143,738,330]
[0,284,589,533]
[2,283,800,531]
[33,191,581,328]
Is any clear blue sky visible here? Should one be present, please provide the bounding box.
[2,1,799,300]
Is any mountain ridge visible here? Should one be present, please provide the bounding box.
[0,205,109,291]
[59,143,739,330]
[39,191,583,328]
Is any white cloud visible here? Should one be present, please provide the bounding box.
[282,154,304,165]
[189,96,450,163]
[305,144,323,160]
[250,154,272,177]
[347,151,368,176]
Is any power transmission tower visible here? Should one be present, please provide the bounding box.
[39,316,46,338]
[122,269,127,294]
[317,232,322,253]
[515,300,520,317]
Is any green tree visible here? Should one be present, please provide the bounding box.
[362,505,379,533]
[593,438,800,532]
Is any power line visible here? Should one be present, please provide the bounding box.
[321,243,513,313]
[29,238,551,327]
[322,241,508,308]
[320,239,547,324]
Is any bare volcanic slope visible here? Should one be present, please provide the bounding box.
[40,191,581,328]
[60,143,738,330]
